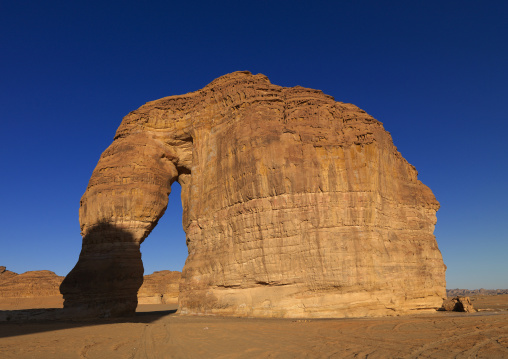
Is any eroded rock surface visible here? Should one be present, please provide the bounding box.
[61,71,446,318]
[0,266,17,283]
[138,270,181,304]
[0,269,63,298]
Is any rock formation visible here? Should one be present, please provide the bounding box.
[0,269,64,298]
[61,71,446,318]
[137,270,181,304]
[0,266,17,283]
[442,296,476,313]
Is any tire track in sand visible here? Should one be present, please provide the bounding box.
[133,316,189,359]
[404,323,508,358]
[462,334,508,357]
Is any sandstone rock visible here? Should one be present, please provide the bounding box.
[138,270,181,304]
[0,266,17,282]
[442,296,476,313]
[0,270,64,298]
[61,71,446,318]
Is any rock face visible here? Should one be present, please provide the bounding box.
[61,71,446,318]
[0,266,17,283]
[442,296,476,313]
[138,271,181,304]
[0,269,64,298]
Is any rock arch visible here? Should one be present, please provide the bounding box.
[60,71,446,318]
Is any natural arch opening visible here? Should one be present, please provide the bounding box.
[137,182,188,307]
[140,182,187,275]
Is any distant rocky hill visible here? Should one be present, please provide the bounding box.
[0,267,63,297]
[0,266,181,303]
[447,288,508,297]
[137,270,181,304]
[0,266,17,282]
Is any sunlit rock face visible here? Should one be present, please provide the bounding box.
[0,268,63,298]
[137,271,181,304]
[61,71,446,318]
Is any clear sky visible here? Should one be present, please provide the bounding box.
[1,1,507,289]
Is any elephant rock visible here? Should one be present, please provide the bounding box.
[61,71,446,318]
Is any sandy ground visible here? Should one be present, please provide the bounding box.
[0,296,507,358]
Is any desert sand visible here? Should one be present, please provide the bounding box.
[1,295,507,358]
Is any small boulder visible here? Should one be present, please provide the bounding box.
[441,296,476,313]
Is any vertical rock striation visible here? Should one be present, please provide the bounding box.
[61,71,446,318]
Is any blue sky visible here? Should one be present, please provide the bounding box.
[1,1,507,289]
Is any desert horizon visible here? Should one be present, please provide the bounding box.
[2,265,508,358]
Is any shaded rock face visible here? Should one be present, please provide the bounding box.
[61,71,446,318]
[61,223,143,317]
[138,271,181,304]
